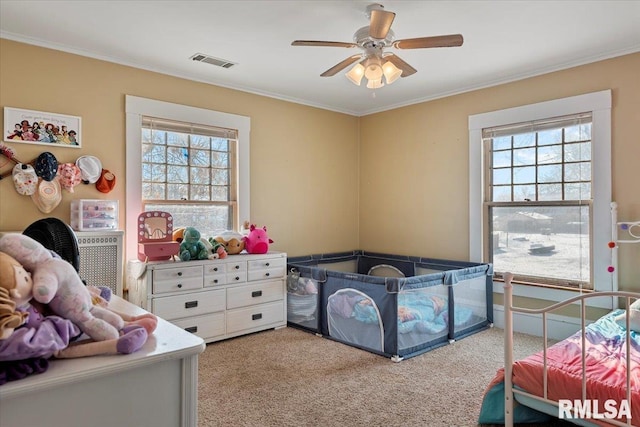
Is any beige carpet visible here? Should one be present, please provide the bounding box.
[198,326,572,427]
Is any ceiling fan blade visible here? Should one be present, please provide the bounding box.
[369,9,396,39]
[383,54,417,77]
[320,55,362,77]
[292,40,358,48]
[393,34,464,49]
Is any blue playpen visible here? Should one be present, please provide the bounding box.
[286,251,493,361]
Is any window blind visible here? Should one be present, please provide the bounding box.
[482,112,592,139]
[142,116,238,140]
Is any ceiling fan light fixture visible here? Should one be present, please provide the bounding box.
[366,78,384,89]
[363,57,384,80]
[346,63,365,85]
[382,60,402,84]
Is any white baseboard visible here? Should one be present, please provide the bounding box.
[493,304,583,341]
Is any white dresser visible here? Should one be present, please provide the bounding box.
[0,297,205,427]
[127,252,287,343]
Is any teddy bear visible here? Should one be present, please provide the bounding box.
[0,233,156,342]
[0,250,154,363]
[179,227,210,261]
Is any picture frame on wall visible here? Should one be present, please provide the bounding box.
[3,107,81,148]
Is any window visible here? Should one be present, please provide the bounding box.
[141,116,238,235]
[484,113,592,288]
[469,90,612,306]
[125,96,250,261]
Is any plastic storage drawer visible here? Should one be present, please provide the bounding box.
[71,199,118,231]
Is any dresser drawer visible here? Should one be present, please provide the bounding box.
[226,260,247,273]
[152,265,203,294]
[204,263,226,275]
[247,257,286,271]
[226,271,247,285]
[226,280,284,309]
[226,301,285,334]
[247,265,286,282]
[173,312,225,341]
[153,288,225,321]
[204,273,227,287]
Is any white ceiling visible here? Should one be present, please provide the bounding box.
[1,1,639,116]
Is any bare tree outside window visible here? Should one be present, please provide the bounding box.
[141,117,238,238]
[484,114,593,288]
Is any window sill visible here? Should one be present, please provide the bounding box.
[492,279,614,309]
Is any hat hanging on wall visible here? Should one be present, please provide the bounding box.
[96,169,116,193]
[75,155,102,184]
[57,162,82,192]
[12,163,38,196]
[34,152,58,182]
[31,178,62,213]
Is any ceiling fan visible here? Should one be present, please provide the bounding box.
[291,3,463,88]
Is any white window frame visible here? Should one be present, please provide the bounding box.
[469,90,612,308]
[125,95,250,261]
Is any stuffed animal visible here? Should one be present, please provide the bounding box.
[0,252,29,339]
[179,227,210,261]
[243,224,273,254]
[211,230,245,255]
[172,227,186,243]
[0,250,154,360]
[0,233,155,342]
[201,237,227,259]
[209,239,228,259]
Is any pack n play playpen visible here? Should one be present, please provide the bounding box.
[286,251,493,361]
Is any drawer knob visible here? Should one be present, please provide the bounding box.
[251,290,263,298]
[265,272,270,277]
[235,276,240,281]
[252,313,262,321]
[213,267,218,272]
[235,265,240,270]
[213,279,218,284]
[266,262,270,267]
[185,301,198,309]
[177,284,182,288]
[177,272,182,276]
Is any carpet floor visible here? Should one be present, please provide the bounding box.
[198,326,573,427]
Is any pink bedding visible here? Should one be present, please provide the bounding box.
[511,310,640,425]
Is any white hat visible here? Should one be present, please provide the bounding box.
[75,155,102,184]
[31,178,62,213]
[12,163,38,196]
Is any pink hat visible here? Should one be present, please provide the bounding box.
[57,163,82,192]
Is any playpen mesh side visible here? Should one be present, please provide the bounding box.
[327,288,384,352]
[450,274,491,338]
[286,268,321,331]
[395,285,450,355]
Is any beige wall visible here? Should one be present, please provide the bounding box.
[0,39,360,257]
[1,39,638,290]
[360,52,640,290]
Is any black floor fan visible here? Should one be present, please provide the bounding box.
[22,217,81,272]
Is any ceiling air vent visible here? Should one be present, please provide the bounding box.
[190,53,236,69]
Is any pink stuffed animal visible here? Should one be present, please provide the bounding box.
[243,224,273,254]
[0,233,156,342]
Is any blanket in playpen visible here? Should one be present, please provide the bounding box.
[328,292,473,334]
